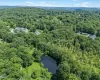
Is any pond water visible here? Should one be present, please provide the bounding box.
[41,55,58,74]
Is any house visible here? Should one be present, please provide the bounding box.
[14,27,28,33]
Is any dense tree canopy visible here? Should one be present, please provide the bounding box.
[0,7,100,80]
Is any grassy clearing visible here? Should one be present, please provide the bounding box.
[22,62,42,80]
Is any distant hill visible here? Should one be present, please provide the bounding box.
[0,6,19,9]
[0,6,100,11]
[39,7,100,11]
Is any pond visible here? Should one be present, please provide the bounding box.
[41,55,58,74]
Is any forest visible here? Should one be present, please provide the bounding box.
[0,7,100,80]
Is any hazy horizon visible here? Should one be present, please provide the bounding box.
[0,0,100,7]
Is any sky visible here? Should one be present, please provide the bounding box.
[0,0,100,7]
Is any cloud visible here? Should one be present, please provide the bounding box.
[73,0,79,1]
[39,1,56,7]
[24,1,56,7]
[25,1,33,4]
[53,2,56,4]
[74,2,89,7]
[40,1,46,4]
[25,1,89,7]
[25,1,34,6]
[81,2,89,7]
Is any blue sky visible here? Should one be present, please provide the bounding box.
[0,0,100,7]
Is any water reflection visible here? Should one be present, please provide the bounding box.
[41,55,58,74]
